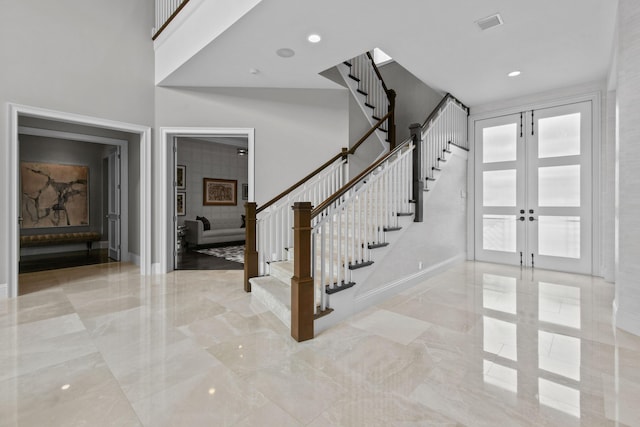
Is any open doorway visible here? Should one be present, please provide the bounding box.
[17,126,127,280]
[158,128,255,274]
[7,104,152,298]
[174,136,249,270]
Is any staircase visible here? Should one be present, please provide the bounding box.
[244,50,469,341]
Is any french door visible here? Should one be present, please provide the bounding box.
[474,101,592,274]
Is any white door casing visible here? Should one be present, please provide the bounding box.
[474,101,592,274]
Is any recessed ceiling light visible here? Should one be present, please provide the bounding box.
[276,48,295,58]
[508,70,521,77]
[307,34,322,43]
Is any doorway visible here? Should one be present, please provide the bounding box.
[158,127,255,274]
[474,101,592,274]
[7,104,152,298]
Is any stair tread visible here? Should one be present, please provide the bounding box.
[250,276,292,327]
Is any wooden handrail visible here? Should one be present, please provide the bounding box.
[256,112,393,215]
[365,51,390,94]
[312,137,412,218]
[348,111,393,155]
[152,0,190,41]
[422,93,469,128]
[256,150,346,215]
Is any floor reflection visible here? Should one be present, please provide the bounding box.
[482,273,584,419]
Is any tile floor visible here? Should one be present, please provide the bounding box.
[2,261,640,426]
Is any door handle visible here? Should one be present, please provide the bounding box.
[519,216,526,222]
[529,209,534,214]
[529,216,536,221]
[520,209,525,214]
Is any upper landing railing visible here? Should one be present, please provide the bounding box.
[153,0,190,40]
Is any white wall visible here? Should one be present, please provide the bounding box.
[613,0,640,336]
[0,1,154,286]
[176,138,248,228]
[356,149,468,295]
[155,87,349,206]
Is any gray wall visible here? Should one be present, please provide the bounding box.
[155,87,349,206]
[379,61,444,141]
[176,138,248,229]
[19,135,109,242]
[0,0,154,285]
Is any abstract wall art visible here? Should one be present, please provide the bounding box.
[21,162,89,228]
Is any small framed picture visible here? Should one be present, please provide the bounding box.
[176,165,186,190]
[176,192,186,216]
[242,183,249,200]
[203,178,237,206]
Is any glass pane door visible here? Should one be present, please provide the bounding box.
[526,102,592,274]
[475,114,525,266]
[475,102,592,274]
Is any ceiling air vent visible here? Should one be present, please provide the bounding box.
[476,13,503,31]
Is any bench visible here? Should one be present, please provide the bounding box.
[20,232,102,252]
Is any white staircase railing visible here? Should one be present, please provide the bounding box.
[256,157,347,275]
[311,140,414,313]
[420,96,468,186]
[153,0,189,40]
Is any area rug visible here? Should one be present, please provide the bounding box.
[196,245,245,264]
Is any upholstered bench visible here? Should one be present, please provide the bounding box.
[20,232,102,252]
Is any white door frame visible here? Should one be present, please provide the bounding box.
[158,127,255,274]
[8,103,152,298]
[468,91,601,276]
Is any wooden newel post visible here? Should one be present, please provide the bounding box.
[388,89,397,151]
[244,202,258,292]
[291,202,314,342]
[410,123,424,222]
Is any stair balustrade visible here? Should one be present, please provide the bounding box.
[310,139,414,315]
[420,94,469,187]
[256,155,347,275]
[153,0,190,40]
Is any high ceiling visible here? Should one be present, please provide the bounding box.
[158,0,618,106]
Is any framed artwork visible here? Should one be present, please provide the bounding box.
[203,178,237,206]
[176,165,186,190]
[242,183,249,200]
[20,161,89,228]
[176,192,186,216]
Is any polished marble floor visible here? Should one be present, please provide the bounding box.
[2,261,640,426]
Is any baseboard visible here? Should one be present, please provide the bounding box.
[355,253,467,309]
[129,252,140,266]
[151,262,162,274]
[0,283,7,299]
[613,298,640,337]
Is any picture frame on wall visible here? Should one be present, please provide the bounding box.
[242,183,248,200]
[20,161,89,228]
[176,165,186,190]
[176,192,186,216]
[203,178,237,206]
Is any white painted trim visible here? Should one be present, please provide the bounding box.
[613,298,640,336]
[158,127,255,274]
[0,284,8,299]
[468,90,602,276]
[354,253,467,307]
[8,103,152,298]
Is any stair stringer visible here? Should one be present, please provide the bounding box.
[336,62,388,154]
[315,145,468,334]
